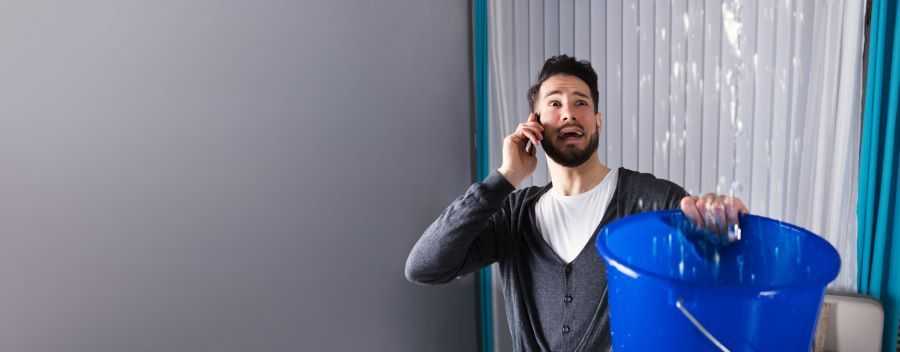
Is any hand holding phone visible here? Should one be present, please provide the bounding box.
[525,113,541,154]
[498,112,543,187]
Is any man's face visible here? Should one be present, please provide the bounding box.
[534,74,601,168]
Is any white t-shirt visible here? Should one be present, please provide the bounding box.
[535,168,619,264]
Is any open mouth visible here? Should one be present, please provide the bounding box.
[558,127,585,141]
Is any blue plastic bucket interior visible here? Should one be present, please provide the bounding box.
[596,210,840,290]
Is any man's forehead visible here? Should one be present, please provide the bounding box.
[539,75,590,98]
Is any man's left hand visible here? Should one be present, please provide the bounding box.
[679,194,749,236]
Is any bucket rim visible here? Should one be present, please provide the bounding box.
[595,210,842,291]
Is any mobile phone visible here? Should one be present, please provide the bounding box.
[525,113,541,154]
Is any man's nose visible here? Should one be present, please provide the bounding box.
[560,107,576,122]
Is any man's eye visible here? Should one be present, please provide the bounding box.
[549,101,561,107]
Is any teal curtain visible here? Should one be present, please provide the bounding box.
[857,0,900,351]
[472,0,493,351]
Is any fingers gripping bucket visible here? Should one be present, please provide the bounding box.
[595,211,840,351]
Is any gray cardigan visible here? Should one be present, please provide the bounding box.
[405,167,687,352]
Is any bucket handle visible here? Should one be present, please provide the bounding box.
[675,297,731,352]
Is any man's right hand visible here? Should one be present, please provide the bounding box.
[498,113,543,188]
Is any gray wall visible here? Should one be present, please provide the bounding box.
[0,1,477,351]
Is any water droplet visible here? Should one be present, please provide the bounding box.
[722,2,744,56]
[662,131,671,154]
[729,100,738,122]
[715,67,722,92]
[729,180,743,197]
[713,250,721,281]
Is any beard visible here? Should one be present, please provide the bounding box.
[540,126,599,167]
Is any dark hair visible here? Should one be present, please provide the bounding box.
[527,55,599,113]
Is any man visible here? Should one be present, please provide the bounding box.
[405,55,747,351]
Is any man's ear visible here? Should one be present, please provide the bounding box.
[595,111,603,133]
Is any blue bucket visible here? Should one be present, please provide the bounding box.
[595,210,840,351]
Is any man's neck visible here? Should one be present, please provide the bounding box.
[548,155,611,196]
